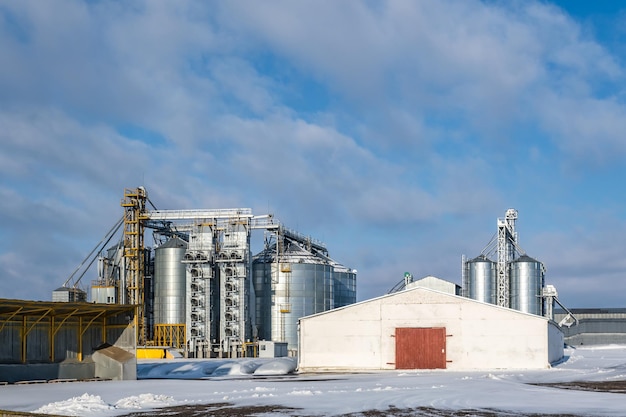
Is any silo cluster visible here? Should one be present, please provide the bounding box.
[464,254,545,315]
[135,227,356,356]
[462,209,546,316]
[252,238,356,353]
[85,188,356,356]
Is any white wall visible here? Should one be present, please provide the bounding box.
[298,287,563,372]
[547,321,565,364]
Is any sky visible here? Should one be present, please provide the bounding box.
[1,0,626,308]
[1,346,626,416]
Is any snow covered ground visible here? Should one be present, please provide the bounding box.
[0,345,625,416]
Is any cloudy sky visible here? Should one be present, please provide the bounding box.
[1,0,626,308]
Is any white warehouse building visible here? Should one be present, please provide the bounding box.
[298,286,564,371]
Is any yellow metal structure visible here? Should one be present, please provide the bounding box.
[136,346,181,359]
[280,264,292,314]
[121,187,148,345]
[242,341,258,357]
[136,347,166,359]
[154,324,186,349]
[0,299,135,363]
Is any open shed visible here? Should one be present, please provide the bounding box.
[0,298,136,383]
[298,287,563,372]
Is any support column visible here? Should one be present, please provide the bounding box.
[78,316,83,361]
[50,316,55,362]
[21,315,27,364]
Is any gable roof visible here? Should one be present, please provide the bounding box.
[300,286,548,322]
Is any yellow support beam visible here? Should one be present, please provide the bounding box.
[78,316,83,361]
[121,187,147,345]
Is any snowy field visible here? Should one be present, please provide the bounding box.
[0,345,625,416]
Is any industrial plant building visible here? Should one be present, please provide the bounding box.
[81,187,356,358]
[298,286,564,371]
[7,198,625,381]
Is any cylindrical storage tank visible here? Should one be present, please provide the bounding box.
[253,241,332,354]
[314,251,357,310]
[465,255,497,304]
[153,238,187,325]
[332,264,357,308]
[252,252,272,346]
[509,255,544,315]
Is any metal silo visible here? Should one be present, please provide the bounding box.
[331,262,357,308]
[253,240,332,354]
[153,238,187,330]
[315,251,357,309]
[509,255,544,315]
[465,255,497,304]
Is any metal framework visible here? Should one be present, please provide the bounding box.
[496,209,518,307]
[477,209,525,308]
[121,187,147,344]
[218,220,250,357]
[542,285,578,327]
[114,187,333,357]
[154,324,186,349]
[183,220,216,356]
[0,299,135,363]
[143,206,279,357]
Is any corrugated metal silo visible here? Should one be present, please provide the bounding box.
[332,262,357,308]
[314,250,357,309]
[153,238,187,326]
[465,255,497,304]
[253,241,332,353]
[509,255,544,315]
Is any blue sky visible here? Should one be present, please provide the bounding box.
[1,0,626,308]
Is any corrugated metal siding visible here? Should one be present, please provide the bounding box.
[395,327,446,369]
[553,309,626,346]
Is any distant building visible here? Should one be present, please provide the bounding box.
[405,275,461,295]
[554,308,626,345]
[52,286,87,302]
[298,287,563,372]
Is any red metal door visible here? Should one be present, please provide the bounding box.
[395,327,446,369]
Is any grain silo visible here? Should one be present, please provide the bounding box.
[509,255,544,315]
[331,262,357,308]
[464,255,497,304]
[152,237,187,347]
[253,229,356,354]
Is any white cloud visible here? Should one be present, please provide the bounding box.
[1,0,626,306]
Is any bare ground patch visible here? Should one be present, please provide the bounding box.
[119,381,625,417]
